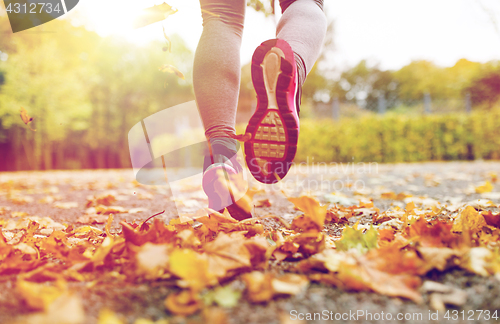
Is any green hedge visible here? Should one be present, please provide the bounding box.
[296,109,500,163]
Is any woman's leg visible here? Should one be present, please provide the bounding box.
[193,0,246,160]
[277,0,327,87]
[195,0,251,219]
[243,0,326,183]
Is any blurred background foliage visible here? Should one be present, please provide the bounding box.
[1,3,500,171]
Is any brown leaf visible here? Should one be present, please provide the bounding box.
[406,217,463,248]
[242,271,274,303]
[121,219,176,246]
[159,64,185,79]
[228,133,252,142]
[203,232,252,278]
[482,210,500,228]
[85,193,116,208]
[20,107,36,131]
[242,272,308,303]
[255,198,271,208]
[165,290,201,316]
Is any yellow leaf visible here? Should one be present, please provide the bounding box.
[97,308,124,324]
[405,201,416,213]
[287,196,327,228]
[452,205,487,233]
[475,181,493,194]
[169,249,214,291]
[17,279,67,311]
[91,236,115,266]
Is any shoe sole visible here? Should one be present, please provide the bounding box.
[245,39,298,184]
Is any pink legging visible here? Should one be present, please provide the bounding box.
[193,0,326,157]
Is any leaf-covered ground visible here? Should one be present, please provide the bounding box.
[1,161,500,324]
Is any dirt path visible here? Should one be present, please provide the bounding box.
[1,161,500,324]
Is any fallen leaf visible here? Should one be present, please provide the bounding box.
[336,225,378,254]
[202,285,241,308]
[86,193,116,207]
[475,181,493,194]
[76,214,109,224]
[164,290,201,316]
[53,202,78,209]
[255,199,271,208]
[19,293,85,324]
[242,271,274,303]
[95,205,127,214]
[16,278,67,311]
[97,308,124,324]
[288,196,327,228]
[482,210,500,228]
[203,232,252,278]
[452,205,487,233]
[135,243,169,279]
[169,249,214,291]
[202,307,228,324]
[271,273,308,295]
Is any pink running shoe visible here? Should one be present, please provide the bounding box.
[244,39,300,184]
[202,155,252,221]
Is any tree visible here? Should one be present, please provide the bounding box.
[332,60,398,111]
[466,71,500,109]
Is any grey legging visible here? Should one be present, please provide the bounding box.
[193,0,327,156]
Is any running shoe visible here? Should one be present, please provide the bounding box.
[244,39,300,184]
[202,154,252,221]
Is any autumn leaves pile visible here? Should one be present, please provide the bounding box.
[2,185,500,320]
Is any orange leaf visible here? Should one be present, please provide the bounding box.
[165,290,201,316]
[20,107,36,131]
[288,196,327,228]
[159,64,185,79]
